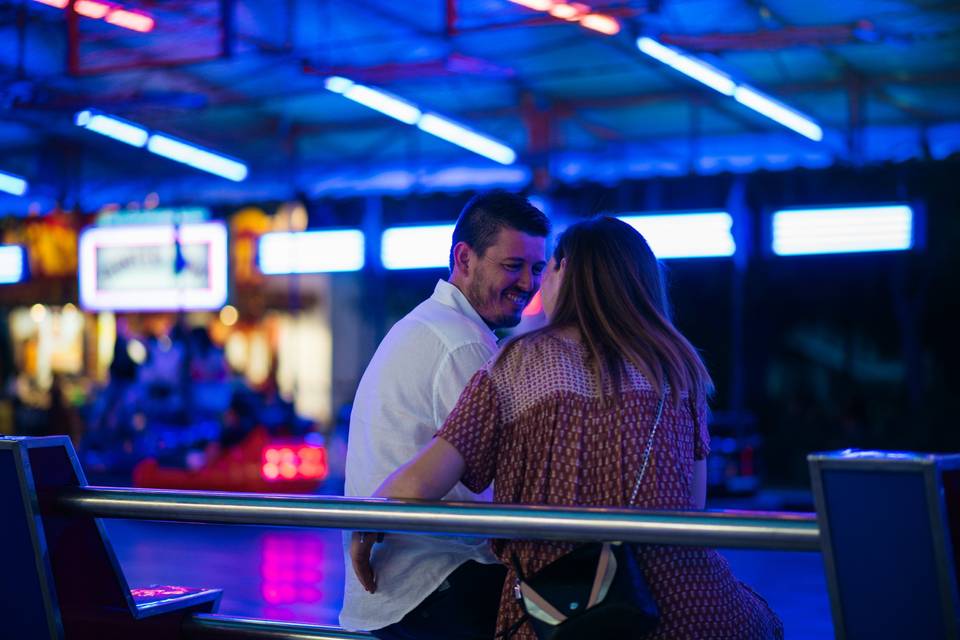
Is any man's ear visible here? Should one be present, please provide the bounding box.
[452,241,473,275]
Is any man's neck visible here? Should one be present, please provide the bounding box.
[446,276,496,331]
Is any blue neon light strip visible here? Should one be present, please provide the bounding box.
[772,205,914,256]
[325,77,516,165]
[0,170,28,196]
[0,245,26,284]
[147,134,248,182]
[258,230,365,274]
[324,76,421,125]
[381,224,455,270]
[636,37,823,142]
[75,109,248,181]
[617,212,736,259]
[75,109,149,147]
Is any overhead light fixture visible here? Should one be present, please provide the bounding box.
[636,37,735,96]
[0,245,27,284]
[772,204,914,256]
[0,170,28,197]
[74,0,110,18]
[579,13,620,35]
[325,78,517,165]
[75,109,149,147]
[381,224,455,270]
[734,86,824,142]
[324,76,421,125]
[75,109,247,180]
[508,1,621,36]
[31,0,155,32]
[637,36,823,141]
[417,113,517,165]
[147,134,248,182]
[104,8,155,32]
[258,230,366,274]
[617,211,736,259]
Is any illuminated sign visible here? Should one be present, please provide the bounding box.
[79,222,228,311]
[617,211,736,259]
[0,245,26,284]
[259,230,365,274]
[772,204,914,256]
[381,224,455,270]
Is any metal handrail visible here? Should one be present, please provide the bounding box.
[184,614,372,639]
[53,487,820,551]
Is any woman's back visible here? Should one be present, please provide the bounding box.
[439,331,783,639]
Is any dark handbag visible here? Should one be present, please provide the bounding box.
[508,391,667,640]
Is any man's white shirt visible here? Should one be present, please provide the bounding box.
[339,280,499,631]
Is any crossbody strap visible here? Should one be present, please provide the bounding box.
[628,388,667,506]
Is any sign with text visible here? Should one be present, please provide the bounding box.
[79,223,228,311]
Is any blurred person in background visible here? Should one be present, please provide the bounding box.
[340,190,550,640]
[351,217,783,640]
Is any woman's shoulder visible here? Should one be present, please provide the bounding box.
[491,329,579,371]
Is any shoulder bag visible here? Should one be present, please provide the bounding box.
[504,390,667,640]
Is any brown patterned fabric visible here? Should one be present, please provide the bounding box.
[438,332,784,639]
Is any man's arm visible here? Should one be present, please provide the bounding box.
[350,437,466,593]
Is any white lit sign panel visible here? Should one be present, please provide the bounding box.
[79,222,228,311]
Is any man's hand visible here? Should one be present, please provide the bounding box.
[350,531,383,593]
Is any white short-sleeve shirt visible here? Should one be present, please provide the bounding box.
[340,280,500,631]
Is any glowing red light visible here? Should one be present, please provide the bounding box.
[549,3,583,20]
[32,0,70,8]
[74,0,110,18]
[580,13,620,35]
[106,9,155,32]
[262,463,279,480]
[522,291,543,317]
[261,443,328,481]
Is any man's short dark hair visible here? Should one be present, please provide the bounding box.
[449,190,550,271]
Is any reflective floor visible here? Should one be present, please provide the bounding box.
[106,519,833,638]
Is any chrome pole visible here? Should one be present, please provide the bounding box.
[54,487,819,551]
[184,614,372,639]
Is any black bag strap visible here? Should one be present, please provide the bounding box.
[495,613,532,639]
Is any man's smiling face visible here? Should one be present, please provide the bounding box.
[464,227,547,329]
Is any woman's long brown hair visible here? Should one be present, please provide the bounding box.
[498,216,713,405]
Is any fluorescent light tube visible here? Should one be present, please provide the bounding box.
[617,212,736,259]
[0,170,28,196]
[637,37,735,96]
[772,205,913,255]
[75,109,149,147]
[381,224,456,270]
[259,230,365,274]
[325,76,421,125]
[734,86,823,142]
[417,113,517,165]
[147,134,248,182]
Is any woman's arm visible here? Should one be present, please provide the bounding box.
[350,437,465,592]
[691,458,707,510]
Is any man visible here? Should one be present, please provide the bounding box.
[340,190,550,639]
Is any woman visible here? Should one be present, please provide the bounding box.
[352,216,783,639]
